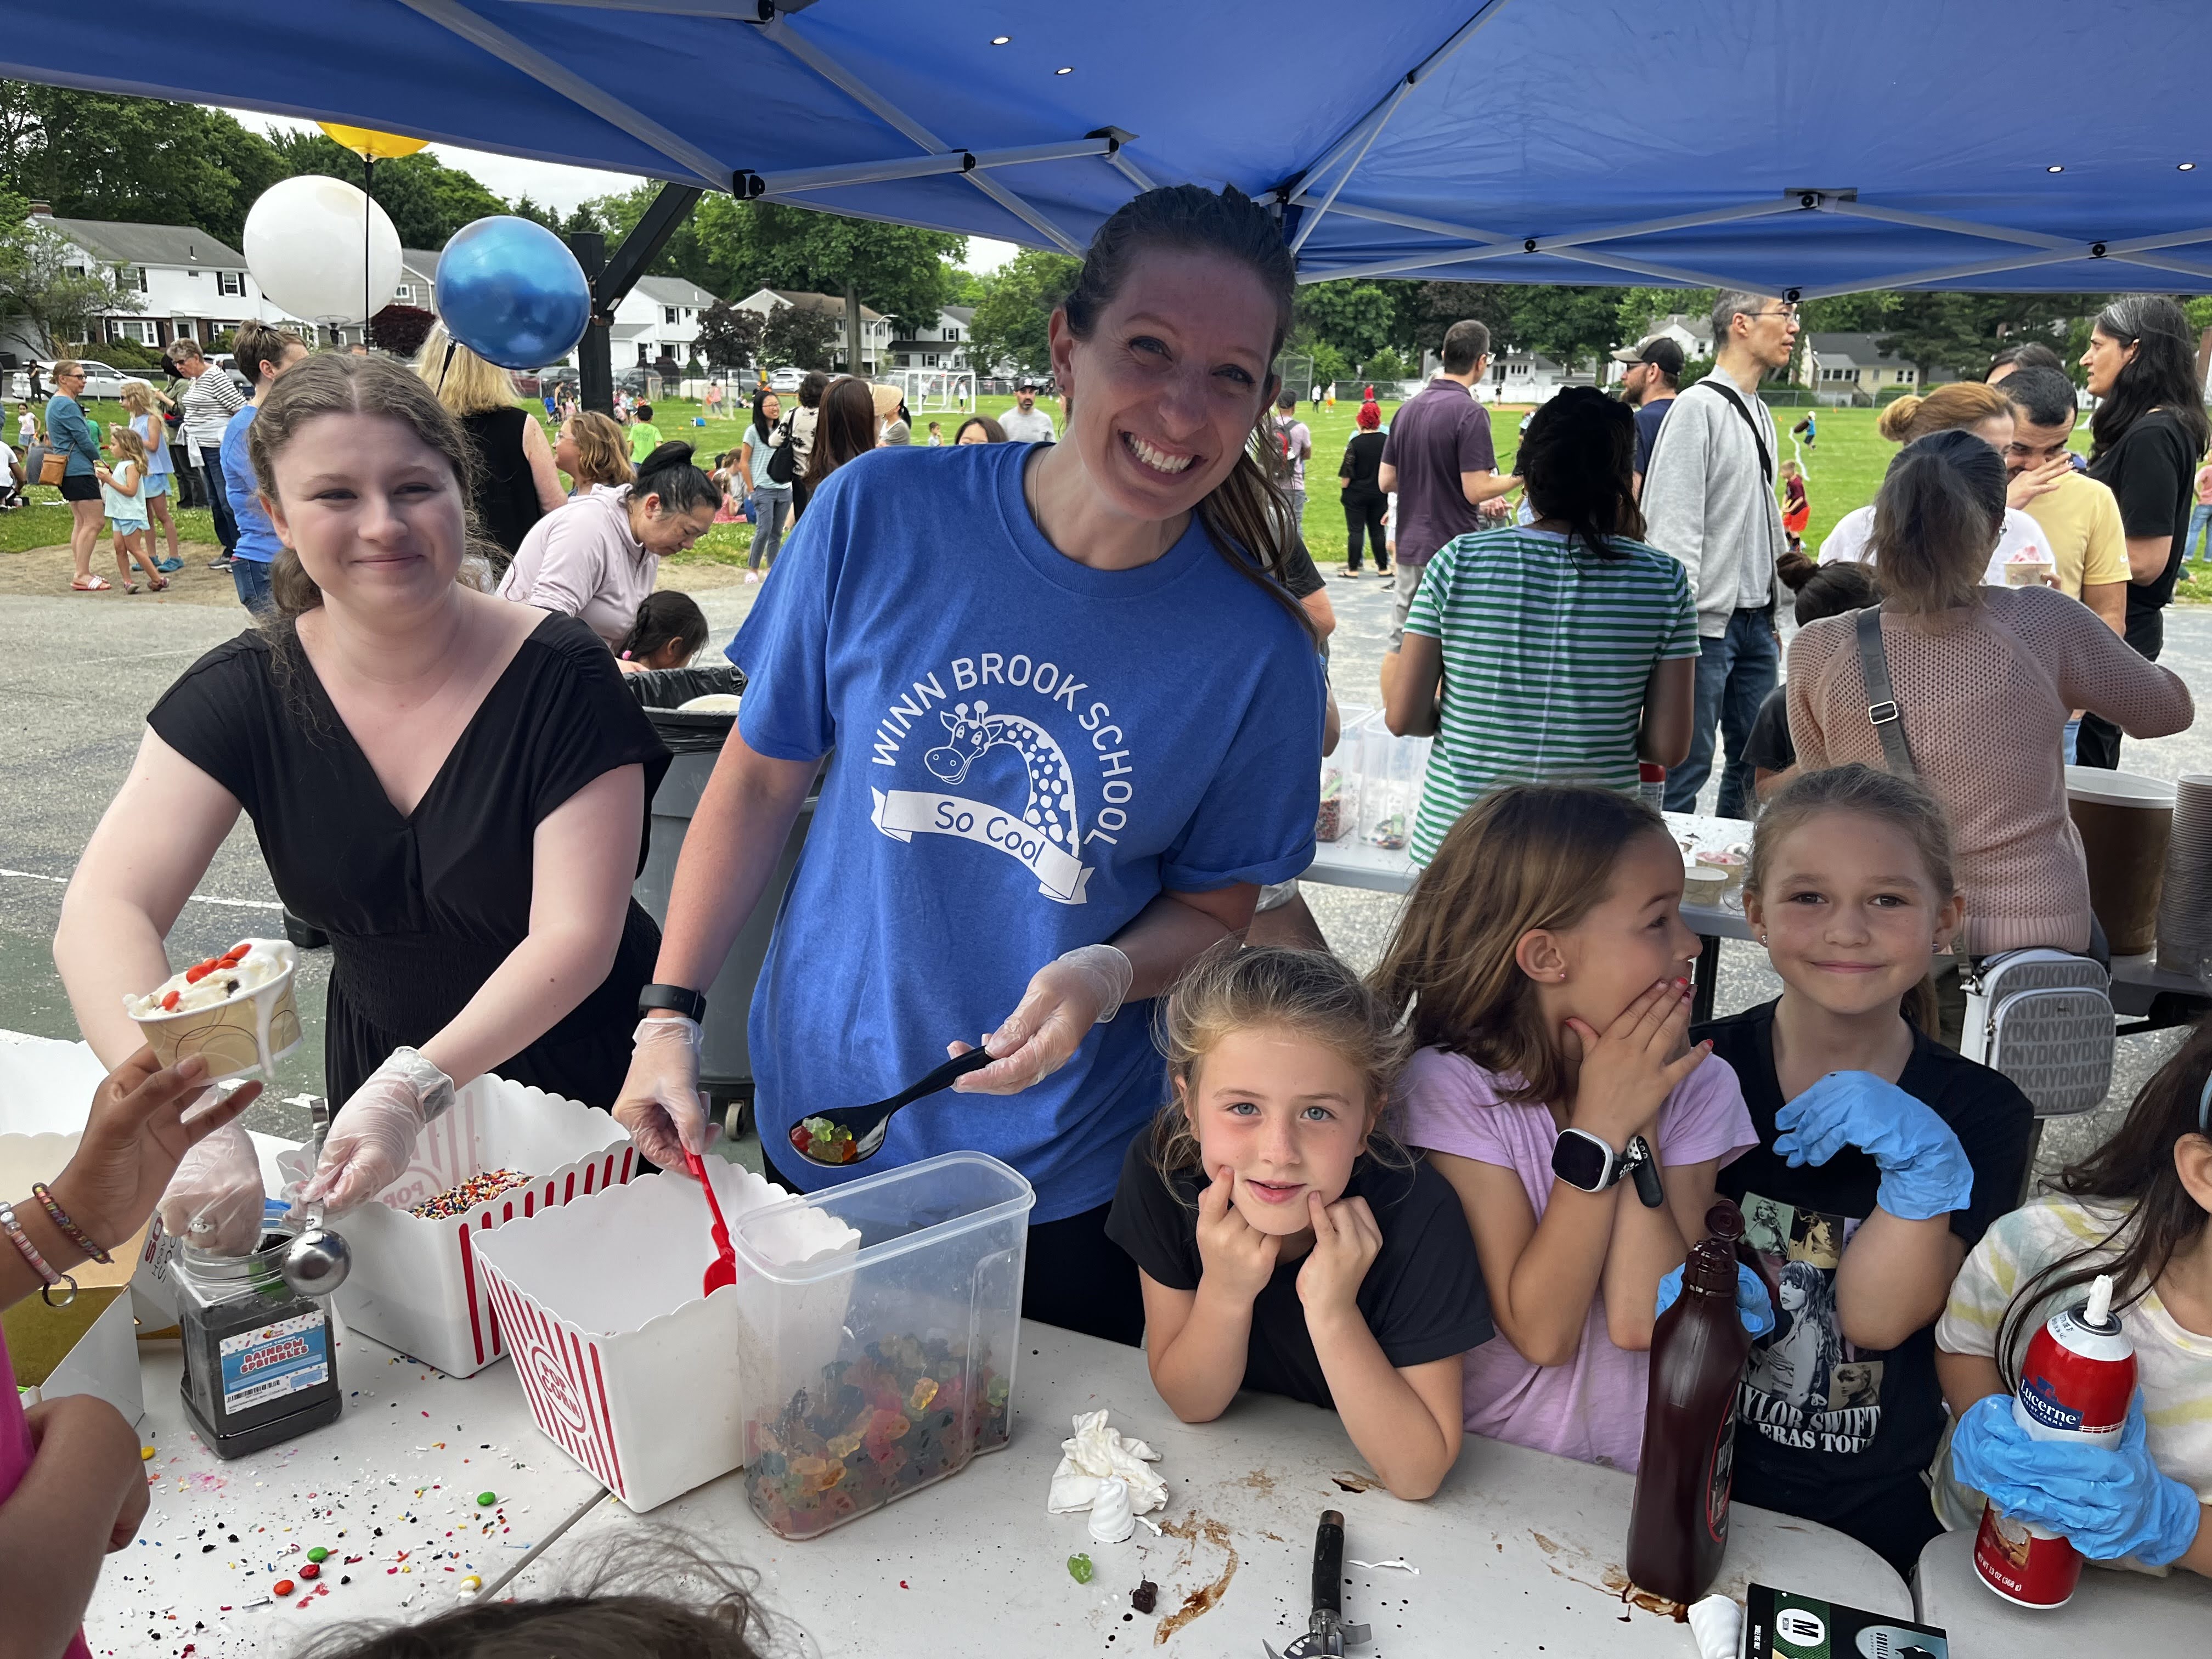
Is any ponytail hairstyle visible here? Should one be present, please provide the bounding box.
[620,589,709,668]
[241,353,494,706]
[2086,295,2212,464]
[1059,183,1315,643]
[1516,386,1644,554]
[1994,1017,2212,1389]
[1874,381,2013,444]
[233,319,304,389]
[631,441,720,522]
[1868,429,2006,613]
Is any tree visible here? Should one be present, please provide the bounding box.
[762,303,839,371]
[1504,287,1625,377]
[1396,281,1515,360]
[697,299,764,370]
[370,303,436,359]
[264,133,506,250]
[509,195,562,232]
[966,248,1080,375]
[0,202,141,356]
[1295,280,1398,362]
[0,86,274,248]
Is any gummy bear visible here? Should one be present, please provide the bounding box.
[1068,1554,1095,1584]
[909,1378,939,1413]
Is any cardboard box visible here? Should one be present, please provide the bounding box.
[475,1160,857,1512]
[1743,1583,1949,1658]
[268,1075,638,1378]
[2,1116,147,1424]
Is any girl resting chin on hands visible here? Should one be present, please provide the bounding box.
[1104,945,1492,1500]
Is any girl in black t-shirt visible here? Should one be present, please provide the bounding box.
[1691,764,2032,1573]
[1104,945,1492,1499]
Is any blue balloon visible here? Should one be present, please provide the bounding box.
[435,217,591,370]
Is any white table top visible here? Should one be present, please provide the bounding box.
[1307,811,1756,941]
[505,1321,1908,1656]
[1913,1527,2212,1656]
[85,1329,608,1659]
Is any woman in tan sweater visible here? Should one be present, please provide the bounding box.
[1788,430,2192,960]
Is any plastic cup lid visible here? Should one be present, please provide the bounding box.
[2066,767,2176,806]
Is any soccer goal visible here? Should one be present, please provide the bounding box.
[884,368,977,412]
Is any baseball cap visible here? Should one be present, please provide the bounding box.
[1017,375,1041,391]
[1611,336,1686,376]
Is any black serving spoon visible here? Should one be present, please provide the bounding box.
[786,1049,997,1169]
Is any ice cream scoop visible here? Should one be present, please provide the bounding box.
[1087,1477,1136,1545]
[281,1097,352,1298]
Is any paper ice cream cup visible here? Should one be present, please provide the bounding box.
[126,939,303,1083]
[2004,557,2055,587]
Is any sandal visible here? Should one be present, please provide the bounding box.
[122,581,141,595]
[71,575,111,592]
[148,575,168,592]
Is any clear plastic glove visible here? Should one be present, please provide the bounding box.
[1656,1258,1776,1339]
[1774,1069,1973,1222]
[1952,1391,2203,1566]
[953,945,1133,1096]
[297,1047,454,1214]
[611,1015,707,1171]
[156,1117,264,1255]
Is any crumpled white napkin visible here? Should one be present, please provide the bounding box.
[1046,1409,1167,1516]
[1685,1594,1742,1659]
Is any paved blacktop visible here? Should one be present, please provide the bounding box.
[1,574,2205,1172]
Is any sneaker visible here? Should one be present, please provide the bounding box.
[156,556,182,572]
[207,555,234,571]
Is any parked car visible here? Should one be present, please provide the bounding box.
[768,366,804,394]
[11,360,127,400]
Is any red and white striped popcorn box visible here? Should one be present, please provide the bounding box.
[473,1161,857,1511]
[276,1075,636,1378]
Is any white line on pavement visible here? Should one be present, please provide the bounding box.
[1,868,284,910]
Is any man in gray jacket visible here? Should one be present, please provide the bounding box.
[1639,291,1798,818]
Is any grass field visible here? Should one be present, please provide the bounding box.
[8,390,2208,599]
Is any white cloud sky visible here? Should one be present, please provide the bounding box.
[224,109,1017,273]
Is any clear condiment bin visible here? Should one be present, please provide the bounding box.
[1318,706,1378,843]
[733,1150,1034,1539]
[1357,721,1430,853]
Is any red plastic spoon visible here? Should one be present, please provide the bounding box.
[684,1150,737,1296]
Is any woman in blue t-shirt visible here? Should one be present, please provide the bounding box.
[613,186,1327,1345]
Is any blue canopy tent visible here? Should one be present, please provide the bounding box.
[9,0,2209,306]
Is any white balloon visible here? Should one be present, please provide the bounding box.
[244,174,403,326]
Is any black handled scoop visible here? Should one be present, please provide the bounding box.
[786,1048,997,1168]
[1265,1509,1373,1658]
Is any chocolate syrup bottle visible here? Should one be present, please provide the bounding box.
[1626,1200,1753,1605]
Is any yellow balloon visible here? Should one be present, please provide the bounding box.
[318,123,430,161]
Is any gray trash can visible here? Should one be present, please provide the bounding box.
[627,668,816,1126]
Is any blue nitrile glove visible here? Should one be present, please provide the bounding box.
[1656,1260,1775,1339]
[1951,1391,2203,1566]
[1773,1070,1973,1222]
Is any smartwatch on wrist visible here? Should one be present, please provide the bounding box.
[1551,1130,1664,1207]
[1552,1127,1630,1193]
[637,984,707,1023]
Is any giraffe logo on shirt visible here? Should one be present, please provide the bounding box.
[870,659,1108,905]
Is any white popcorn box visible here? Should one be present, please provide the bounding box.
[474,1161,858,1512]
[274,1074,639,1378]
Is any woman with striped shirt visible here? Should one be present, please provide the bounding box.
[1383,387,1700,866]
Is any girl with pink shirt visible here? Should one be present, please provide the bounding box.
[1374,784,1759,1471]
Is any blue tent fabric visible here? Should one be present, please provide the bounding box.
[8,0,2211,295]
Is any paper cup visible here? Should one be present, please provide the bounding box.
[2004,560,2055,587]
[126,939,303,1083]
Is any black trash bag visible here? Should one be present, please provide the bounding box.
[625,664,748,755]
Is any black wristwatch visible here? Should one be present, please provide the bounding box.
[637,983,707,1022]
[1551,1130,1666,1209]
